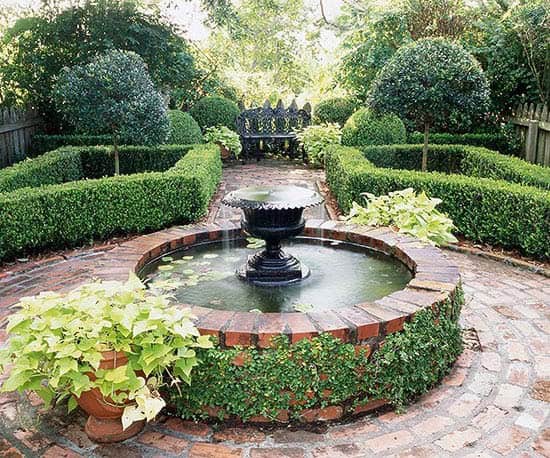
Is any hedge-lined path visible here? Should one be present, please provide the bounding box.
[0,162,548,457]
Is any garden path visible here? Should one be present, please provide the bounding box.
[0,161,548,458]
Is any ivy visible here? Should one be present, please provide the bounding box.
[170,289,463,421]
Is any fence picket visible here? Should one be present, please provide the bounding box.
[510,102,550,166]
[0,107,42,168]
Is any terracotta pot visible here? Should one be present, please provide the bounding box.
[77,351,145,443]
[218,143,231,160]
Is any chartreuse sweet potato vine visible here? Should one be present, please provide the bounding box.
[0,273,212,430]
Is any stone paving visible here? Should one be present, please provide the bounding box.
[0,161,548,457]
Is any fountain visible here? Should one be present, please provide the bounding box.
[222,185,324,285]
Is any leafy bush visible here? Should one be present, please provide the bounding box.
[0,144,222,261]
[31,134,113,156]
[360,144,550,190]
[204,126,242,158]
[189,96,240,131]
[0,273,212,429]
[368,38,490,170]
[313,97,359,126]
[325,145,550,258]
[345,188,458,246]
[170,294,462,420]
[407,132,517,156]
[54,50,170,174]
[167,110,202,145]
[296,123,342,166]
[342,108,406,147]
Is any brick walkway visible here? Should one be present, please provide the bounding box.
[0,162,548,457]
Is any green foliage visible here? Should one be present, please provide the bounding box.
[360,144,550,190]
[406,132,518,156]
[325,145,550,259]
[345,188,458,246]
[0,273,212,429]
[368,38,490,133]
[54,50,169,147]
[204,126,242,159]
[167,111,203,145]
[0,0,196,129]
[189,96,240,131]
[0,144,222,261]
[313,97,359,126]
[342,108,406,147]
[170,293,463,420]
[295,123,342,167]
[31,134,113,156]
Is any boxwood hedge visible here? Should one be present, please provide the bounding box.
[0,144,221,261]
[325,145,550,259]
[31,134,113,156]
[407,132,515,156]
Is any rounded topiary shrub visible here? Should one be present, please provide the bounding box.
[189,96,240,131]
[342,108,406,147]
[314,97,359,126]
[167,110,203,144]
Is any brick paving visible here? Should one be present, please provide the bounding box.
[0,161,548,457]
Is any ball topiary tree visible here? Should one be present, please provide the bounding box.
[342,108,406,147]
[189,96,240,131]
[314,97,359,126]
[54,50,169,175]
[368,38,490,171]
[167,110,203,144]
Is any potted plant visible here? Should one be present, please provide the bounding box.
[0,273,212,443]
[204,125,242,161]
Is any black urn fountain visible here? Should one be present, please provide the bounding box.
[222,185,324,285]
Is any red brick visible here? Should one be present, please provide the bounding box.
[249,409,289,423]
[411,415,454,436]
[307,310,350,341]
[353,398,387,414]
[224,312,258,346]
[357,302,406,334]
[42,445,82,458]
[488,426,530,455]
[285,313,318,343]
[533,428,550,457]
[336,306,380,340]
[162,417,212,437]
[137,431,189,454]
[311,444,365,458]
[250,448,304,458]
[197,310,235,340]
[257,313,288,348]
[362,430,413,453]
[213,427,266,443]
[189,442,242,458]
[435,428,481,452]
[328,421,379,439]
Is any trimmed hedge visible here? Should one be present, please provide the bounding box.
[325,145,550,259]
[342,108,406,147]
[171,293,463,421]
[0,144,221,261]
[189,96,240,131]
[407,132,515,156]
[360,144,550,190]
[167,110,203,145]
[31,134,112,156]
[313,97,359,126]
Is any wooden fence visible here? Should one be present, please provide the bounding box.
[510,103,550,166]
[0,107,42,168]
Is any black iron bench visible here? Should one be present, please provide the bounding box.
[237,100,311,161]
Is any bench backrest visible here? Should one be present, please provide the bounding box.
[237,100,311,137]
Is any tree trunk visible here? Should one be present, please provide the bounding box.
[113,137,120,176]
[422,123,430,172]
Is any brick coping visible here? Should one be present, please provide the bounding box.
[90,219,461,349]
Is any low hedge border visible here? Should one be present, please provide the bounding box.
[407,132,515,155]
[325,146,550,259]
[30,134,113,156]
[360,144,550,190]
[170,290,463,422]
[0,144,222,261]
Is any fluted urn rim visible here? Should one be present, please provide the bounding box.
[222,185,324,211]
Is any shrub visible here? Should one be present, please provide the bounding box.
[325,145,550,259]
[53,50,170,174]
[31,134,113,156]
[0,144,222,261]
[342,108,406,147]
[204,126,242,159]
[359,144,550,190]
[167,110,202,145]
[170,294,462,420]
[406,132,516,156]
[313,97,359,126]
[189,96,240,131]
[0,273,213,428]
[295,123,342,167]
[345,188,458,246]
[368,38,490,171]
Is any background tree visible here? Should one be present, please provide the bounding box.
[368,38,490,171]
[0,0,196,131]
[54,50,169,174]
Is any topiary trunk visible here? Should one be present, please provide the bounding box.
[422,123,430,172]
[113,136,120,176]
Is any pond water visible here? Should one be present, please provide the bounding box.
[142,238,412,313]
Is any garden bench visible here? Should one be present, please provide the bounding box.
[237,99,311,161]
